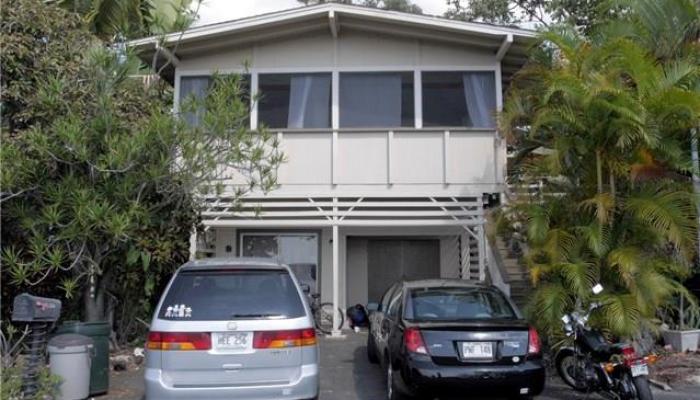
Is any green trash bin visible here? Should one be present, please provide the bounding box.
[56,321,110,395]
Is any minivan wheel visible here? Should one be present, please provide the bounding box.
[367,332,379,364]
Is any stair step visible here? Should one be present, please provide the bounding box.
[509,283,532,290]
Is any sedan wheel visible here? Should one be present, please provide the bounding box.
[386,360,407,400]
[386,364,393,399]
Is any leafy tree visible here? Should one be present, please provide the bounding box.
[0,0,96,133]
[297,0,422,14]
[362,0,422,13]
[54,0,198,40]
[500,0,700,338]
[445,0,617,32]
[1,2,283,327]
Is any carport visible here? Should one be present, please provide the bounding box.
[194,195,490,336]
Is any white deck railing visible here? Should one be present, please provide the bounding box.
[218,128,503,191]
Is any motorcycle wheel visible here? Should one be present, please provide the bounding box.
[555,350,588,392]
[632,376,654,400]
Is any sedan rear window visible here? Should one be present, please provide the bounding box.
[404,287,516,321]
[158,269,306,321]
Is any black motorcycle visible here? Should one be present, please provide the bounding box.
[554,284,657,400]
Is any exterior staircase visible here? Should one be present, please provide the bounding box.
[466,235,481,279]
[491,236,532,311]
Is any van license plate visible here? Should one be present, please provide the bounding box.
[215,332,252,350]
[460,342,493,359]
[631,364,648,377]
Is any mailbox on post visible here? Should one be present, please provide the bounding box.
[12,293,61,322]
[11,293,62,398]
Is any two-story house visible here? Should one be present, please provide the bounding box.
[132,3,535,334]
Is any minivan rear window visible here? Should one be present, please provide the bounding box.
[158,269,306,321]
[404,287,516,321]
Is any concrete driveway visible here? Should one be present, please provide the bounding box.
[107,330,699,400]
[318,330,700,400]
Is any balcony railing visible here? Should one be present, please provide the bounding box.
[220,128,504,192]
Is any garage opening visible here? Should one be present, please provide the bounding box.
[346,238,441,306]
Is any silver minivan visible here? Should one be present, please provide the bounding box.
[145,258,320,400]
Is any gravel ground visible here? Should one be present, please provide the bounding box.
[100,331,700,400]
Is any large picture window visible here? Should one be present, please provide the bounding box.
[339,72,414,128]
[240,232,319,293]
[258,73,331,129]
[422,71,497,128]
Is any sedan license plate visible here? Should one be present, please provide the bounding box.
[631,363,648,377]
[460,342,493,359]
[214,332,252,351]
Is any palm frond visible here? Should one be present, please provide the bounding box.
[625,187,696,251]
[575,222,611,258]
[579,193,616,225]
[559,261,599,298]
[526,282,574,336]
[599,292,642,337]
[606,246,641,287]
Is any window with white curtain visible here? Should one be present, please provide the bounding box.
[422,71,497,128]
[258,73,331,129]
[339,72,414,128]
[179,75,250,126]
[179,76,211,126]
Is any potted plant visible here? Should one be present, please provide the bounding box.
[660,294,700,352]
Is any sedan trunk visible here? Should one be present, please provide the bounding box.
[414,320,530,366]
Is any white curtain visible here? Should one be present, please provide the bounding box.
[462,72,496,128]
[179,76,210,126]
[340,73,402,127]
[287,74,331,128]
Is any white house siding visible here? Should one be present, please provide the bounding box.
[175,29,505,195]
[170,14,520,332]
[175,31,497,73]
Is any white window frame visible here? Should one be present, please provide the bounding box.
[174,65,500,132]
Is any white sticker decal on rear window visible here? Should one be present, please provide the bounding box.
[164,304,192,318]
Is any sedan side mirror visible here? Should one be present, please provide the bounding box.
[366,302,379,312]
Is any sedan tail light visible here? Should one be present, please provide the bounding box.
[253,328,317,349]
[146,332,211,351]
[527,326,541,355]
[404,327,428,355]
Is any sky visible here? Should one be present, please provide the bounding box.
[192,0,450,26]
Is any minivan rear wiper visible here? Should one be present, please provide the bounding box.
[230,313,286,319]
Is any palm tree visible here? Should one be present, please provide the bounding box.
[500,0,700,338]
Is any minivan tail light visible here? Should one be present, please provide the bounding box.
[253,328,317,349]
[404,327,428,355]
[528,326,541,355]
[146,332,211,351]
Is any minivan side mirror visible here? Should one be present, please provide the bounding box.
[366,302,379,312]
[301,284,311,295]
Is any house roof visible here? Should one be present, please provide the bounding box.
[130,3,537,84]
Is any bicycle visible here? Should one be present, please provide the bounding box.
[308,293,344,335]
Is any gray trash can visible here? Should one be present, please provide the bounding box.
[48,334,94,400]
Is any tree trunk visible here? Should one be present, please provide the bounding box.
[596,149,604,195]
[609,168,616,200]
[691,129,700,255]
[84,283,106,322]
